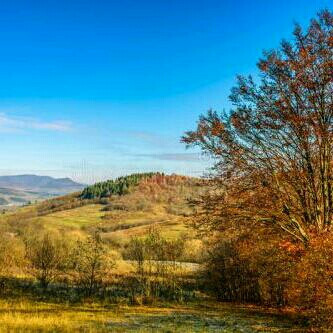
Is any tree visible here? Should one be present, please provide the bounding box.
[80,173,157,199]
[182,10,333,245]
[126,237,146,276]
[125,229,185,302]
[71,233,114,296]
[25,233,69,289]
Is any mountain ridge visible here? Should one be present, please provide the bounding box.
[0,174,84,191]
[0,174,85,207]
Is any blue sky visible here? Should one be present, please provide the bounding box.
[0,0,331,183]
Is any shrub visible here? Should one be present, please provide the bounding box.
[181,239,204,263]
[202,233,299,307]
[70,233,115,296]
[124,229,186,302]
[203,240,261,303]
[25,233,70,289]
[290,234,333,330]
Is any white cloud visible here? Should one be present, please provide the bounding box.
[0,113,72,132]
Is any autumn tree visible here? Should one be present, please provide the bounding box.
[25,233,70,289]
[182,10,333,245]
[125,229,186,302]
[70,233,114,296]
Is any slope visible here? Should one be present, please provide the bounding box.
[0,173,206,260]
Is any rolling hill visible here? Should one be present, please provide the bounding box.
[1,172,206,261]
[0,175,85,208]
[0,172,305,331]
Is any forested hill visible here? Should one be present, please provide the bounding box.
[1,172,205,247]
[80,172,160,199]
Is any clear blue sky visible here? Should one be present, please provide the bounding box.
[0,0,331,183]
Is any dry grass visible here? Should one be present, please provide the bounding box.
[0,300,117,332]
[33,204,105,229]
[0,299,305,332]
[13,201,195,246]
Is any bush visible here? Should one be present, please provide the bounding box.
[181,239,204,263]
[98,198,110,205]
[124,229,187,302]
[25,233,70,289]
[202,233,300,307]
[290,234,333,330]
[70,233,115,296]
[203,240,261,303]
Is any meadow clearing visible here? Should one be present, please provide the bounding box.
[0,299,303,332]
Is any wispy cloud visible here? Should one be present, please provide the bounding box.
[136,153,204,162]
[0,113,72,132]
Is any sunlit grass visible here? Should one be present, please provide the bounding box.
[35,204,105,229]
[0,299,304,332]
[27,201,191,243]
[0,300,115,332]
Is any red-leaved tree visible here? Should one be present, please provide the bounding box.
[182,10,333,245]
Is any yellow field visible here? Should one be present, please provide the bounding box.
[22,202,192,243]
[0,299,303,332]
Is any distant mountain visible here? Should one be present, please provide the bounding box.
[0,175,85,197]
[0,187,53,207]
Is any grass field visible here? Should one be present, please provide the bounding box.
[0,299,304,332]
[25,202,191,243]
[31,204,105,231]
[0,175,309,332]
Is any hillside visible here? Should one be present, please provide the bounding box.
[0,187,54,207]
[0,173,306,331]
[1,173,206,260]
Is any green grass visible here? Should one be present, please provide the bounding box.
[33,204,105,229]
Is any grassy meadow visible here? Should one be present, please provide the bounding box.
[0,174,308,332]
[0,299,303,332]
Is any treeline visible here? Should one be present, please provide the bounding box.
[80,172,160,199]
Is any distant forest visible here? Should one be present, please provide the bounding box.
[80,172,160,199]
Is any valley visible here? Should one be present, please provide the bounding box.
[0,175,85,208]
